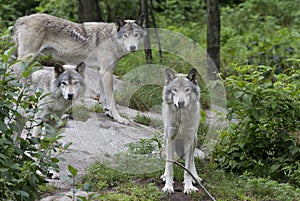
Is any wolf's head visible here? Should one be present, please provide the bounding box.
[54,62,86,101]
[115,14,146,52]
[163,68,200,108]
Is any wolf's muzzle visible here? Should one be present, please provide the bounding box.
[176,101,185,108]
[67,93,74,100]
[130,46,137,52]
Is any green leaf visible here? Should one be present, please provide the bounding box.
[15,190,29,197]
[234,91,244,99]
[83,183,91,191]
[51,157,59,163]
[271,102,277,109]
[68,164,78,177]
[270,164,281,173]
[251,110,260,121]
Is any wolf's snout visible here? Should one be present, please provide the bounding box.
[130,46,136,51]
[176,101,185,108]
[67,93,74,100]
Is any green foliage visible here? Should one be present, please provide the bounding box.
[193,162,300,201]
[134,113,152,126]
[99,0,140,22]
[215,64,300,184]
[126,133,163,156]
[84,162,164,200]
[104,133,165,175]
[222,0,300,32]
[221,28,300,75]
[35,0,78,21]
[129,85,163,112]
[68,104,91,122]
[61,165,100,201]
[221,0,300,75]
[85,159,300,201]
[0,27,14,56]
[0,0,38,30]
[0,33,68,200]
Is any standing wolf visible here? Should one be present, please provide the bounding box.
[161,68,203,194]
[13,13,146,124]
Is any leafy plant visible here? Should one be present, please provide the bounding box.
[61,165,99,201]
[215,64,300,184]
[134,113,152,126]
[0,36,68,200]
[126,133,163,156]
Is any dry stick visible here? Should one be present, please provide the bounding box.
[167,160,217,201]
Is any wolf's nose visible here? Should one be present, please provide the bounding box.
[68,93,74,100]
[177,101,185,108]
[130,46,136,51]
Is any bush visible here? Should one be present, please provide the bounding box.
[0,42,68,200]
[215,64,300,185]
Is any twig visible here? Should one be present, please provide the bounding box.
[167,160,217,201]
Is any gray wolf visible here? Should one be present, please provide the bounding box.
[13,62,86,141]
[13,13,146,124]
[161,68,203,194]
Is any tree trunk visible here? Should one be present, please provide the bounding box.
[78,0,102,22]
[150,0,162,63]
[206,0,220,80]
[141,0,153,64]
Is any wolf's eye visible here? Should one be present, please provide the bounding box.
[171,88,178,94]
[73,81,79,85]
[134,33,140,38]
[185,88,191,93]
[123,33,129,38]
[61,81,67,86]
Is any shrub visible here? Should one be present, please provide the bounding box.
[0,43,68,200]
[215,64,300,185]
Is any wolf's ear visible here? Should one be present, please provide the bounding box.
[135,14,144,28]
[187,68,198,84]
[165,68,176,84]
[54,63,65,78]
[75,62,86,78]
[115,16,126,32]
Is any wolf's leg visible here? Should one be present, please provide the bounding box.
[10,33,41,75]
[99,68,129,124]
[190,138,203,184]
[161,136,175,194]
[98,72,107,109]
[183,138,199,194]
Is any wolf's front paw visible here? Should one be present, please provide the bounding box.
[162,185,174,194]
[160,174,166,181]
[184,185,198,194]
[105,109,130,125]
[114,116,129,125]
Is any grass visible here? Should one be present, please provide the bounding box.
[82,136,300,201]
[67,103,104,122]
[134,112,152,126]
[83,159,300,201]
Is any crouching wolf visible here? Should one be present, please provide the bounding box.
[13,62,86,141]
[161,68,203,194]
[13,13,146,124]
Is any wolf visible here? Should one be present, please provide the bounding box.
[13,62,86,141]
[13,13,146,124]
[161,68,203,194]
